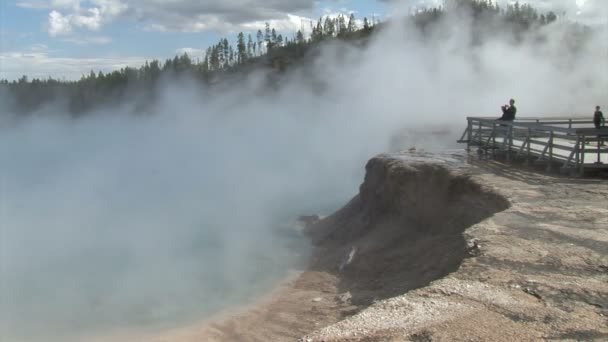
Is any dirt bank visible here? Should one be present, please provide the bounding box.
[148,153,607,341]
[303,155,510,308]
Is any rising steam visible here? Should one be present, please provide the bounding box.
[1,5,606,341]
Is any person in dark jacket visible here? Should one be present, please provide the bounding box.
[593,105,605,146]
[498,99,517,121]
[593,105,604,129]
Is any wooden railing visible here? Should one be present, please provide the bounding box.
[458,117,608,175]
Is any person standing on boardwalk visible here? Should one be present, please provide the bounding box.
[593,106,605,146]
[593,106,604,129]
[498,99,517,121]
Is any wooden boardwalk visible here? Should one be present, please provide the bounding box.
[458,117,608,176]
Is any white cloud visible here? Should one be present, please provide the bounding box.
[47,6,107,36]
[19,0,125,37]
[27,0,607,38]
[51,0,80,10]
[175,47,206,57]
[18,0,80,10]
[0,46,147,80]
[48,10,72,36]
[92,0,128,17]
[22,0,317,35]
[241,14,312,34]
[15,0,50,9]
[62,35,112,45]
[72,7,103,30]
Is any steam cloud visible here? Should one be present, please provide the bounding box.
[1,5,607,341]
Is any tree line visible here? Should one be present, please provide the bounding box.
[0,1,587,115]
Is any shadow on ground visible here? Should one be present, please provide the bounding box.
[466,152,608,185]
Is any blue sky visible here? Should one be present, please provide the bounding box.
[0,0,605,81]
[0,0,389,80]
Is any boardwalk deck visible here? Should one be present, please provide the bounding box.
[458,117,608,176]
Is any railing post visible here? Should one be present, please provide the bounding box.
[596,136,602,164]
[547,131,554,172]
[575,135,580,168]
[492,122,496,159]
[477,120,483,155]
[525,127,531,166]
[506,124,513,163]
[580,135,586,176]
[467,118,473,151]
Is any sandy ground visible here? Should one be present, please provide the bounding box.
[146,153,607,342]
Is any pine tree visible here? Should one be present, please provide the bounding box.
[178,53,192,72]
[229,45,235,66]
[271,28,278,44]
[210,45,220,70]
[247,34,254,58]
[314,17,323,41]
[222,39,230,67]
[201,52,209,74]
[265,22,271,44]
[323,17,335,36]
[347,14,357,32]
[256,29,264,55]
[296,30,305,44]
[338,15,347,36]
[149,60,160,81]
[237,32,247,64]
[172,55,179,72]
[277,34,283,47]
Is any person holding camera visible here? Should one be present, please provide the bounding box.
[498,98,517,121]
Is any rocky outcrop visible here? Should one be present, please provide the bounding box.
[304,156,608,341]
[305,155,510,306]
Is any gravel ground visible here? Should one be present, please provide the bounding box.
[302,156,608,341]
